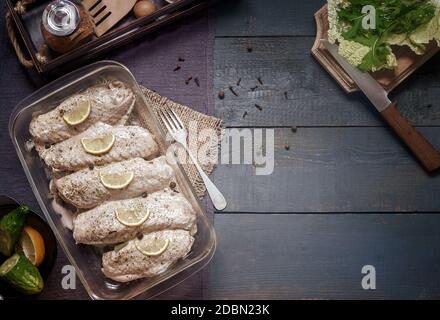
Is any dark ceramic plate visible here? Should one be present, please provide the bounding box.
[0,196,57,299]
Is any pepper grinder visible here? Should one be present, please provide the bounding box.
[41,0,94,54]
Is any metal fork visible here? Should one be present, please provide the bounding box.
[158,107,227,211]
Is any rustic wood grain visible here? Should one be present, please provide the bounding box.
[107,12,214,115]
[214,37,440,127]
[214,127,440,213]
[215,0,323,37]
[205,214,440,299]
[380,102,440,173]
[3,0,440,300]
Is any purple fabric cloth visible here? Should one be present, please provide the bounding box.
[108,11,215,117]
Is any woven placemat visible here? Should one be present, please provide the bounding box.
[141,86,223,199]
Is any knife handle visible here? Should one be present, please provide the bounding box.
[381,102,440,173]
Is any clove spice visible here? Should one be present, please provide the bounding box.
[173,65,181,72]
[257,77,263,85]
[194,77,200,87]
[250,86,258,91]
[242,111,248,118]
[236,78,242,86]
[185,77,193,85]
[254,104,263,111]
[229,86,239,97]
[178,57,185,62]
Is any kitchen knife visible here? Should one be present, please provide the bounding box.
[321,39,440,173]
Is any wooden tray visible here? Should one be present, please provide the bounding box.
[311,5,440,93]
[6,0,218,75]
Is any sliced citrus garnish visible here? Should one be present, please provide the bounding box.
[115,208,150,227]
[99,171,134,189]
[63,99,91,125]
[15,226,46,267]
[81,134,115,155]
[135,237,169,256]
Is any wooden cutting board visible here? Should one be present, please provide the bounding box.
[311,5,440,94]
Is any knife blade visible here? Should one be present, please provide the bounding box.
[321,40,391,112]
[321,39,440,173]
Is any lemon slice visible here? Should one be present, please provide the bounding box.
[81,134,115,155]
[63,99,91,125]
[135,237,169,256]
[15,226,46,267]
[116,208,150,227]
[99,171,134,189]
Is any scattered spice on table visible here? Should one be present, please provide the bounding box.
[242,111,248,118]
[291,126,297,133]
[173,65,181,72]
[257,77,263,85]
[185,77,192,85]
[229,86,239,97]
[254,104,263,111]
[194,77,200,87]
[284,145,290,151]
[236,78,242,86]
[142,192,148,198]
[169,181,177,189]
[178,57,185,62]
[284,91,288,100]
[247,45,253,53]
[218,90,225,100]
[250,85,258,91]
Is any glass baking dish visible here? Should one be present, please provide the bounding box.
[9,60,216,300]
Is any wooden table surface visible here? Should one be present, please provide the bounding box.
[2,0,440,299]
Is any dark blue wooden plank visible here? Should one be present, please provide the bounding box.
[214,37,440,127]
[214,127,440,213]
[206,214,440,299]
[215,0,324,37]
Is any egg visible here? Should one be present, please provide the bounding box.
[133,1,157,18]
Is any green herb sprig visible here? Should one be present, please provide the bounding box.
[338,0,435,71]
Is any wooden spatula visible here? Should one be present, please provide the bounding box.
[82,0,137,37]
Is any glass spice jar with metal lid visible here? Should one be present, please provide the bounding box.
[41,0,94,54]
